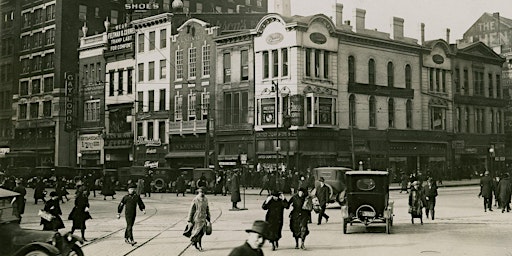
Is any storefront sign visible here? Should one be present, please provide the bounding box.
[79,134,102,151]
[261,98,275,125]
[144,161,159,168]
[432,54,444,64]
[125,1,160,11]
[310,33,327,44]
[64,72,75,132]
[107,23,135,52]
[266,33,283,45]
[146,148,157,154]
[136,136,162,146]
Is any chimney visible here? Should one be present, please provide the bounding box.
[335,3,343,27]
[355,8,366,32]
[446,28,450,44]
[272,0,291,17]
[392,17,404,40]
[420,23,425,45]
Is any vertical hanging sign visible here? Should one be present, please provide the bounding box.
[64,72,75,132]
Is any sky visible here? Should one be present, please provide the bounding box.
[272,0,512,43]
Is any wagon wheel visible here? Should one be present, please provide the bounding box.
[385,218,391,234]
[343,219,348,234]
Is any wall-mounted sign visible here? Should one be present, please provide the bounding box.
[144,161,159,168]
[261,98,276,125]
[432,54,444,64]
[136,136,162,147]
[64,72,75,132]
[266,33,284,45]
[310,32,327,44]
[79,134,102,151]
[146,148,157,154]
[125,1,160,11]
[108,23,135,52]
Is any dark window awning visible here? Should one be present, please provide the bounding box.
[165,151,212,159]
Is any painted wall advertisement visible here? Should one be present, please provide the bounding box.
[261,98,275,125]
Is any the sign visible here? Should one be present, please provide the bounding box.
[146,148,157,154]
[261,98,275,125]
[240,154,247,165]
[144,161,159,168]
[318,98,332,124]
[136,136,162,147]
[125,2,160,11]
[0,148,9,158]
[79,134,102,151]
[432,54,444,64]
[107,23,135,52]
[309,33,327,44]
[64,72,75,132]
[452,140,465,149]
[266,33,284,45]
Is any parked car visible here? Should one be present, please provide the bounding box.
[312,167,352,205]
[0,188,84,256]
[341,170,394,234]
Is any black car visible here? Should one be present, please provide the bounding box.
[0,188,84,256]
[341,170,394,234]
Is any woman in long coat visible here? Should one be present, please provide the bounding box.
[408,181,424,224]
[102,175,116,200]
[41,191,65,231]
[289,187,311,250]
[34,177,46,204]
[497,173,512,213]
[69,187,92,241]
[262,191,289,251]
[176,174,186,196]
[187,187,210,251]
[230,171,241,210]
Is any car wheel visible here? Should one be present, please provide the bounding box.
[24,250,52,256]
[342,219,348,234]
[385,218,391,234]
[66,244,84,256]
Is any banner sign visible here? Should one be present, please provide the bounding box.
[64,72,75,132]
[107,23,135,52]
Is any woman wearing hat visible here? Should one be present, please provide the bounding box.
[69,186,92,241]
[187,186,210,251]
[41,191,65,231]
[289,187,312,249]
[262,190,289,251]
[408,181,424,224]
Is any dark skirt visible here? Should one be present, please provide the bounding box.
[42,215,65,231]
[290,212,309,239]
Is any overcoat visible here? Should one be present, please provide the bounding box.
[118,193,145,223]
[188,194,210,240]
[262,196,289,242]
[102,176,116,196]
[34,180,46,200]
[230,173,241,203]
[41,198,65,230]
[228,242,264,256]
[69,194,92,230]
[497,177,512,205]
[480,175,494,198]
[176,176,186,193]
[289,194,310,239]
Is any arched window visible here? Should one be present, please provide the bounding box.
[406,100,412,128]
[349,94,356,126]
[405,64,412,89]
[368,59,375,85]
[388,98,395,128]
[348,56,355,85]
[387,62,394,87]
[369,96,376,127]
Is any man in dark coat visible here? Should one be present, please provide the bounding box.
[262,191,289,251]
[143,173,152,197]
[34,177,46,204]
[102,175,116,200]
[117,184,146,245]
[479,171,494,212]
[231,171,241,210]
[422,177,438,220]
[315,177,330,225]
[228,220,269,256]
[12,178,26,223]
[176,173,186,196]
[497,173,512,213]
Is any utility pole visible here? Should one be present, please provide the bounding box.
[272,80,279,173]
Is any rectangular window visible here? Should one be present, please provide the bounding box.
[196,3,203,12]
[202,44,210,76]
[21,58,30,73]
[97,62,101,81]
[223,52,231,83]
[43,101,52,117]
[118,69,124,95]
[201,92,209,119]
[488,73,493,98]
[138,34,144,53]
[323,51,329,79]
[127,69,133,93]
[429,68,434,91]
[44,53,54,69]
[110,10,118,25]
[454,68,460,93]
[84,100,100,121]
[314,49,321,78]
[147,122,153,140]
[137,123,143,138]
[188,93,196,120]
[22,12,30,28]
[30,102,39,119]
[442,70,446,92]
[44,77,53,92]
[19,104,27,119]
[21,36,30,50]
[148,90,154,112]
[272,49,278,78]
[305,49,312,77]
[263,51,269,79]
[160,29,166,48]
[224,93,232,125]
[20,81,29,96]
[496,75,501,98]
[282,48,288,77]
[90,64,95,82]
[159,121,165,142]
[463,69,468,95]
[465,108,470,133]
[149,31,155,50]
[241,49,249,81]
[188,47,197,78]
[138,92,144,112]
[473,71,479,95]
[33,56,42,71]
[34,8,43,24]
[79,5,87,21]
[175,95,183,121]
[109,70,115,96]
[138,63,144,82]
[31,79,41,94]
[176,49,183,80]
[160,60,166,79]
[148,61,155,81]
[159,89,165,111]
[46,5,55,21]
[431,107,445,130]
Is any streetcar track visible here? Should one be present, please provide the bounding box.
[176,207,223,256]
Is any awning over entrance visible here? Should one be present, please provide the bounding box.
[165,151,212,159]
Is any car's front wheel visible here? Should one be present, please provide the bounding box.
[67,244,84,256]
[24,250,53,256]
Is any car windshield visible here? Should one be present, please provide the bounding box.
[0,197,20,224]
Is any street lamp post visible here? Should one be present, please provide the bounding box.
[489,146,495,177]
[272,81,280,172]
[77,152,82,168]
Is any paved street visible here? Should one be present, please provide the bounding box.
[19,185,512,256]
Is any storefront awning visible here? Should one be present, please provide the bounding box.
[165,151,212,159]
[5,151,36,157]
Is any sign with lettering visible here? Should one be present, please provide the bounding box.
[107,23,135,52]
[266,33,284,45]
[261,98,275,125]
[310,33,327,44]
[144,161,159,168]
[125,1,160,11]
[432,54,444,64]
[79,134,102,151]
[64,72,75,132]
[136,136,162,146]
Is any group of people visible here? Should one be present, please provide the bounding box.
[479,170,512,213]
[407,177,439,225]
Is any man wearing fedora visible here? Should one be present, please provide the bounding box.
[12,178,26,223]
[315,177,330,225]
[117,183,146,246]
[228,220,269,256]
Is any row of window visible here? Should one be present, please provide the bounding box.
[175,44,211,81]
[82,62,103,85]
[19,77,53,96]
[1,11,14,29]
[0,92,11,110]
[453,68,501,98]
[348,56,413,88]
[171,0,263,14]
[79,5,118,25]
[137,29,167,53]
[22,5,55,28]
[84,100,100,122]
[262,48,289,79]
[21,28,55,51]
[1,38,14,56]
[20,53,54,74]
[454,107,503,134]
[136,60,166,83]
[173,92,210,121]
[0,64,12,83]
[136,121,166,143]
[108,68,133,96]
[18,101,52,119]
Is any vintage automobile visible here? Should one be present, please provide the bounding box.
[0,188,84,256]
[341,170,394,234]
[193,168,215,193]
[312,167,352,205]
